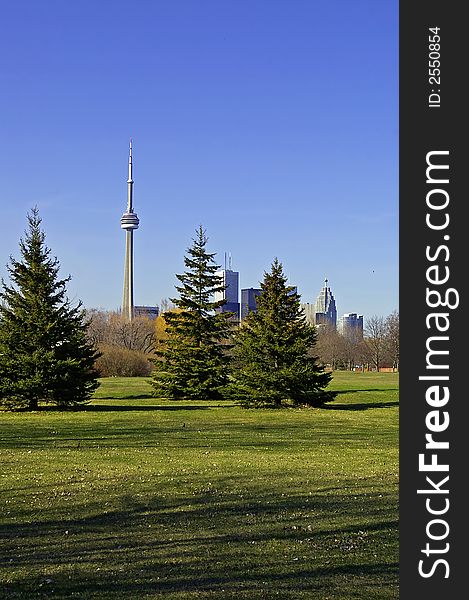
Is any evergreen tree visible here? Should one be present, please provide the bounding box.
[151,226,232,399]
[0,208,100,410]
[230,259,336,408]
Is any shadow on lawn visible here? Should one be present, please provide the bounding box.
[324,401,399,411]
[0,483,398,599]
[334,388,399,394]
[36,403,233,412]
[323,388,399,411]
[81,404,216,412]
[95,394,152,400]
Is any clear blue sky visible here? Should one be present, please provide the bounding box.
[0,0,398,322]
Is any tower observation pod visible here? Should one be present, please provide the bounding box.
[121,140,139,321]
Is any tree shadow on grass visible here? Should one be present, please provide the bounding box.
[81,404,216,412]
[323,401,399,411]
[0,483,398,599]
[95,394,152,400]
[36,403,236,413]
[324,388,399,411]
[334,389,399,394]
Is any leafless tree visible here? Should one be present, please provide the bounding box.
[85,309,157,377]
[315,325,345,370]
[385,310,399,371]
[86,310,156,354]
[340,334,367,371]
[85,308,109,346]
[364,315,388,371]
[108,314,156,353]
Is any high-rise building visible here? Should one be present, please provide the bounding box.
[314,278,337,328]
[242,286,297,320]
[120,141,139,321]
[215,266,240,320]
[300,302,316,326]
[134,305,159,320]
[338,313,363,340]
[241,288,262,319]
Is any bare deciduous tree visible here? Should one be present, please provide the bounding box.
[315,325,345,370]
[85,308,109,346]
[109,314,156,354]
[385,310,399,371]
[85,310,157,376]
[341,335,368,371]
[364,315,387,371]
[86,310,156,354]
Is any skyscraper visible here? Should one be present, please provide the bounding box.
[241,288,262,319]
[215,257,240,320]
[338,313,364,340]
[314,278,337,328]
[300,302,316,326]
[120,141,139,321]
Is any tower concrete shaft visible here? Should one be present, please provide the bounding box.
[122,230,134,320]
[120,140,139,321]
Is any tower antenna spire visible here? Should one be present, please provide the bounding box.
[127,139,134,212]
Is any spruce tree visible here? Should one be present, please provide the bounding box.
[230,258,336,408]
[0,208,100,410]
[151,226,232,400]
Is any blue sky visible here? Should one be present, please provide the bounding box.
[0,0,398,322]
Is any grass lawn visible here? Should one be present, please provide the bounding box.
[0,372,398,599]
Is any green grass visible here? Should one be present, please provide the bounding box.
[0,372,398,599]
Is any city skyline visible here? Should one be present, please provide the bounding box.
[0,1,398,322]
[209,265,367,329]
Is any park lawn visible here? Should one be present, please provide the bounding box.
[0,372,398,599]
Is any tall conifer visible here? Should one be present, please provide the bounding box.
[0,208,99,410]
[151,227,232,399]
[230,259,336,407]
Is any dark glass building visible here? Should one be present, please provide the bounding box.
[241,288,262,319]
[215,268,240,321]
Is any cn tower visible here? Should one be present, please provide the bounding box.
[120,140,139,321]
